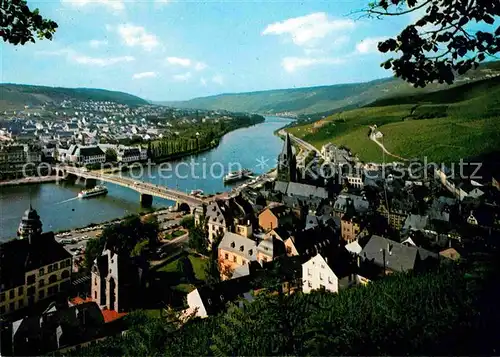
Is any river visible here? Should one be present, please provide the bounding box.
[0,116,292,241]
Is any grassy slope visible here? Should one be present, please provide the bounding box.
[287,75,500,163]
[0,84,148,110]
[163,61,500,115]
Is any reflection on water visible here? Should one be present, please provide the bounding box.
[0,117,292,240]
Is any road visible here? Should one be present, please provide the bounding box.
[369,126,408,162]
[279,129,323,158]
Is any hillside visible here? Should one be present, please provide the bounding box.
[286,75,500,164]
[0,84,148,110]
[162,61,500,115]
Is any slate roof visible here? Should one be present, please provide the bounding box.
[403,214,429,231]
[361,235,418,272]
[286,182,329,199]
[273,181,289,194]
[218,232,257,261]
[77,146,105,157]
[333,194,369,214]
[194,275,253,316]
[0,233,72,290]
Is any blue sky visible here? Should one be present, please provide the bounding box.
[0,0,478,101]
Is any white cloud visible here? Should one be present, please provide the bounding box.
[262,12,355,47]
[212,74,224,85]
[166,57,192,67]
[89,39,108,48]
[194,62,207,71]
[61,0,125,13]
[356,37,388,54]
[73,54,134,66]
[133,71,157,79]
[282,56,345,72]
[114,24,159,51]
[37,48,135,67]
[173,72,192,82]
[166,57,207,71]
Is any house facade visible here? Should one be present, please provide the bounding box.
[0,206,72,316]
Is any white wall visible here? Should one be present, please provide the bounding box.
[186,289,207,318]
[302,254,338,294]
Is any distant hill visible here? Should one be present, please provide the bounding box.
[162,61,500,115]
[286,75,500,164]
[0,84,148,110]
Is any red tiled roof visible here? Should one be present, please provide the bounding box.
[101,308,127,323]
[70,296,93,305]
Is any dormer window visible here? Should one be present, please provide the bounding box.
[240,245,244,251]
[248,249,253,256]
[231,242,235,248]
[207,298,212,305]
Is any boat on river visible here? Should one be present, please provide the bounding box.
[78,185,108,199]
[223,169,253,184]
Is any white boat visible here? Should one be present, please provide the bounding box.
[223,169,253,183]
[78,185,108,199]
[190,189,204,196]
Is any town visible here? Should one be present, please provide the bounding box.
[0,99,264,180]
[1,124,499,355]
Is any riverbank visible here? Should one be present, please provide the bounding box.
[0,176,61,187]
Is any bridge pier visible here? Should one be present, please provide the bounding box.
[85,178,97,189]
[140,193,153,207]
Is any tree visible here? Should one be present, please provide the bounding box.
[365,0,500,87]
[84,235,106,271]
[131,239,149,257]
[188,224,208,254]
[180,215,195,230]
[105,148,117,163]
[1,0,58,45]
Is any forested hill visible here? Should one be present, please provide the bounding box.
[66,259,500,356]
[162,61,500,115]
[0,84,148,109]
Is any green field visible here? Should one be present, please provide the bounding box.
[287,76,500,163]
[157,253,208,293]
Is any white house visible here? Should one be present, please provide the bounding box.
[302,253,355,294]
[346,175,364,189]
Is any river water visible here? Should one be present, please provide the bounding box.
[0,116,292,241]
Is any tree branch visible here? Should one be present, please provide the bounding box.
[366,0,432,17]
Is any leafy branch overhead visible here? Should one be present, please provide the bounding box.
[366,0,499,87]
[1,0,58,45]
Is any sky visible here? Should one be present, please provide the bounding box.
[0,0,486,101]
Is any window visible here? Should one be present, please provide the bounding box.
[27,286,35,296]
[18,287,23,295]
[0,293,5,302]
[39,268,45,276]
[308,281,312,288]
[27,274,36,285]
[61,270,70,279]
[0,306,5,314]
[54,263,59,270]
[220,295,224,302]
[207,298,212,305]
[66,259,71,267]
[321,265,325,269]
[319,284,325,290]
[224,253,229,260]
[39,290,45,299]
[328,276,333,284]
[262,257,268,262]
[319,273,323,281]
[18,300,23,308]
[9,302,15,311]
[9,290,14,299]
[307,268,312,276]
[94,291,97,299]
[233,255,237,262]
[49,274,57,284]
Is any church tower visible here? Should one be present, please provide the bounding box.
[277,133,296,182]
[17,205,43,241]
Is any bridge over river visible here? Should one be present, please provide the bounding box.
[56,166,207,209]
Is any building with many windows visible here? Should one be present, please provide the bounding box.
[0,206,72,316]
